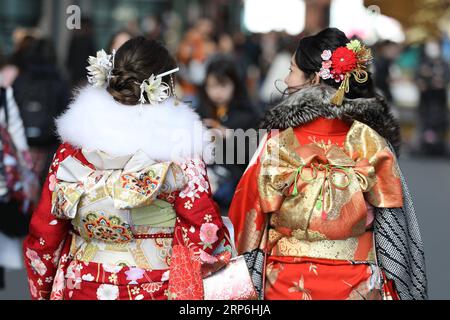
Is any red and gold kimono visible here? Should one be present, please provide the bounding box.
[229,117,402,300]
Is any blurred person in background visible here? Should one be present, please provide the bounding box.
[216,33,235,57]
[2,32,37,88]
[66,17,95,88]
[198,56,259,214]
[233,33,263,106]
[373,40,402,105]
[415,39,450,156]
[0,45,38,291]
[12,38,70,185]
[141,15,163,42]
[108,30,133,52]
[259,34,296,110]
[229,27,427,300]
[177,18,217,108]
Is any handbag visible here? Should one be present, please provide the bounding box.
[203,232,258,300]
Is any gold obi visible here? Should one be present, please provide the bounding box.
[51,149,187,244]
[258,121,403,262]
[269,219,377,263]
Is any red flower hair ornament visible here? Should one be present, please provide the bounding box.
[319,40,373,106]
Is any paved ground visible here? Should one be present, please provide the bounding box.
[0,156,449,300]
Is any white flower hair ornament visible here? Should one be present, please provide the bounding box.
[86,49,116,87]
[138,67,179,106]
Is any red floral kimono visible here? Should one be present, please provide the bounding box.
[23,142,232,300]
[229,118,402,300]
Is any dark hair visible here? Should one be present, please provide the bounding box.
[293,27,375,99]
[24,38,57,66]
[106,36,176,105]
[10,35,36,70]
[198,55,248,119]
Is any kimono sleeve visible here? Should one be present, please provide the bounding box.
[22,143,81,300]
[228,134,270,255]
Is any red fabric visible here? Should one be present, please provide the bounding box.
[167,245,203,300]
[265,256,395,300]
[23,143,89,299]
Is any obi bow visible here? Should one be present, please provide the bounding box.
[260,137,376,221]
[258,123,403,224]
[51,150,187,219]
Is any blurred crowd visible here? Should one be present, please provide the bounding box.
[0,14,449,290]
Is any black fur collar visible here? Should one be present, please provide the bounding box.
[259,84,401,154]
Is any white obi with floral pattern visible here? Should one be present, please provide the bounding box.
[51,149,187,270]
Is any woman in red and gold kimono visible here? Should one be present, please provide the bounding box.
[229,28,427,300]
[23,37,233,300]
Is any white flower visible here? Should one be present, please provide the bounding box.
[319,67,332,80]
[161,270,170,282]
[102,264,123,274]
[74,264,83,272]
[131,287,140,295]
[321,49,332,61]
[82,274,95,282]
[96,284,119,300]
[139,74,170,105]
[108,274,118,284]
[184,200,193,210]
[86,49,114,87]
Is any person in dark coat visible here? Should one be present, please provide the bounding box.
[197,55,260,213]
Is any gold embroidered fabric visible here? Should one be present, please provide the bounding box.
[51,150,187,220]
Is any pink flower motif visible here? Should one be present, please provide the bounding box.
[26,249,47,276]
[25,248,39,260]
[125,267,145,284]
[178,159,209,201]
[28,279,38,298]
[200,223,219,244]
[196,177,209,193]
[319,68,332,80]
[321,50,332,61]
[199,250,218,264]
[52,268,65,292]
[49,174,57,192]
[321,60,332,69]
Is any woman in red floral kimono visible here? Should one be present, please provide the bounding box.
[229,28,427,300]
[23,37,233,300]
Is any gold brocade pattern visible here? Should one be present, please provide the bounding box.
[53,150,185,269]
[269,231,376,263]
[51,151,186,222]
[258,121,403,261]
[236,209,263,254]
